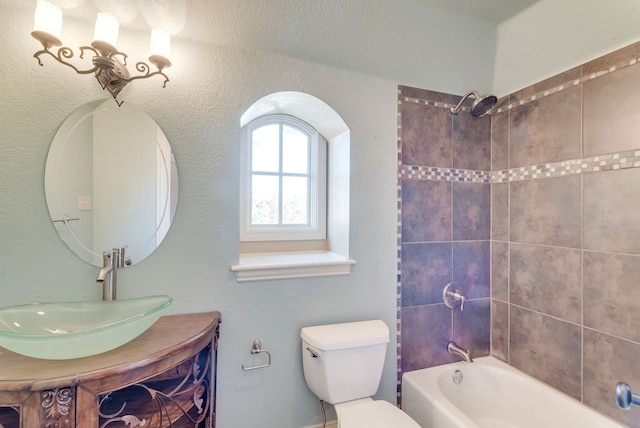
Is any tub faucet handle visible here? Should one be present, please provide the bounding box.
[616,382,640,410]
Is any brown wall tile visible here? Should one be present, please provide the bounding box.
[491,182,508,240]
[401,102,452,167]
[510,175,581,248]
[401,304,452,372]
[510,243,582,323]
[491,110,509,171]
[453,113,491,170]
[584,63,640,156]
[401,243,452,307]
[510,86,582,167]
[491,241,508,301]
[510,306,581,399]
[453,182,490,241]
[401,179,451,243]
[584,168,640,254]
[584,251,640,342]
[453,241,490,300]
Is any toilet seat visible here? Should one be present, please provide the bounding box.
[337,399,421,428]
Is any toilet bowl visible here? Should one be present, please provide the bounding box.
[335,398,420,428]
[300,320,420,428]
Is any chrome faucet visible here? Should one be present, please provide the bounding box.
[96,247,128,300]
[97,250,117,301]
[447,341,473,363]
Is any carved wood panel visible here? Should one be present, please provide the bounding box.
[41,387,74,428]
[97,345,212,427]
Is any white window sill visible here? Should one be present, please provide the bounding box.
[231,251,356,282]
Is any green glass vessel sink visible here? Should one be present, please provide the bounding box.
[0,295,172,360]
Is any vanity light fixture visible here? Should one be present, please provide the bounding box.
[31,0,171,106]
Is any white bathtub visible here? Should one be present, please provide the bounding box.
[402,357,623,428]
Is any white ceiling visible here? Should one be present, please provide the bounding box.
[422,0,541,23]
[44,0,542,36]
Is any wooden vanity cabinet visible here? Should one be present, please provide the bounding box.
[0,311,220,428]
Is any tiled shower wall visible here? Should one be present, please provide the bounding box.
[399,41,640,426]
[397,87,492,373]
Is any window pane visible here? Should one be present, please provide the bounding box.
[282,176,308,224]
[252,124,280,172]
[251,175,279,224]
[282,125,308,174]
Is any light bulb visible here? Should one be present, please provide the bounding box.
[33,0,63,41]
[93,13,119,51]
[150,29,171,59]
[149,29,172,69]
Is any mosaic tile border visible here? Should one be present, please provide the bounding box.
[399,150,640,184]
[398,96,462,113]
[493,150,640,182]
[400,165,491,183]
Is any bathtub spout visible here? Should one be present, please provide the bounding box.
[447,341,473,363]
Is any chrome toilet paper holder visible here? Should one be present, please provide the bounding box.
[242,339,272,371]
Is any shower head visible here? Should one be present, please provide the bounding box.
[450,91,497,117]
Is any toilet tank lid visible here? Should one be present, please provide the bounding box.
[301,320,389,350]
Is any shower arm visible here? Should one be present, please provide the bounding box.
[450,91,479,115]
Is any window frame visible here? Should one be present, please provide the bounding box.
[240,114,327,242]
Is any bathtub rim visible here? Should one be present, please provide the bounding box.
[401,356,624,428]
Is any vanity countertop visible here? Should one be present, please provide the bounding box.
[0,311,221,392]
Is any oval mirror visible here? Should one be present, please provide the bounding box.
[45,99,178,266]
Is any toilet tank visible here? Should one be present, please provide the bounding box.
[300,320,389,404]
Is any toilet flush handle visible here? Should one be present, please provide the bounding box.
[306,347,319,358]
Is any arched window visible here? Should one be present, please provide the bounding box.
[233,91,354,282]
[240,114,326,241]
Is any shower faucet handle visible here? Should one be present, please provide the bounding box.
[443,282,466,311]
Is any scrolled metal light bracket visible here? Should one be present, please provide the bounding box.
[32,31,170,107]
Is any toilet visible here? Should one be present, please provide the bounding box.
[301,320,420,428]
